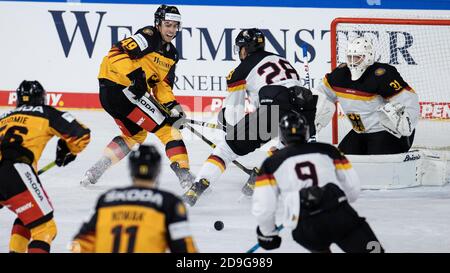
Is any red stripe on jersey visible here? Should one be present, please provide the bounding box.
[256,174,275,182]
[333,158,349,165]
[227,80,246,88]
[332,86,376,98]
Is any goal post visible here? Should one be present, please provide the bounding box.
[330,17,450,150]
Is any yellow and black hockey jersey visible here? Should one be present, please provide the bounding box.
[317,62,419,134]
[252,142,360,235]
[98,26,178,105]
[0,105,90,170]
[72,185,197,253]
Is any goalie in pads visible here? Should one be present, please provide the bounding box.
[315,37,419,155]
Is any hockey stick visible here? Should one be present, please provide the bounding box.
[37,161,56,175]
[143,94,256,176]
[301,44,311,90]
[246,225,284,253]
[184,123,255,176]
[186,118,223,130]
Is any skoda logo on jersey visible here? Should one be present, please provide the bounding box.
[138,98,156,113]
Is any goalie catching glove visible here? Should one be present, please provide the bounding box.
[379,102,413,138]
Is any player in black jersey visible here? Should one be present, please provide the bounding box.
[72,144,197,253]
[0,80,90,253]
[182,28,317,206]
[252,112,383,253]
[315,37,419,155]
[80,4,195,190]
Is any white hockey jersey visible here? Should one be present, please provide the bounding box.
[223,51,302,125]
[316,62,419,134]
[252,142,360,235]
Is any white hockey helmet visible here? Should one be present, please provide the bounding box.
[346,37,375,80]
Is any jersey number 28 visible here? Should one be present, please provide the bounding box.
[257,59,300,84]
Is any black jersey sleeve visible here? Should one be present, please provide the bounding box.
[114,26,161,59]
[72,196,102,253]
[46,106,90,154]
[165,195,197,253]
[325,64,352,88]
[375,64,411,98]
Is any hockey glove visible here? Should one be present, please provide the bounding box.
[164,101,186,129]
[379,102,413,138]
[126,67,147,100]
[55,139,77,167]
[256,226,282,250]
[289,86,313,107]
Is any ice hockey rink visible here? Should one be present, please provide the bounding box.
[1,110,450,253]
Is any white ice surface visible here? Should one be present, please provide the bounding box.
[1,110,450,253]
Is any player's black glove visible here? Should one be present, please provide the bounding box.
[126,67,147,100]
[256,226,282,250]
[55,139,77,167]
[164,101,186,129]
[217,108,232,132]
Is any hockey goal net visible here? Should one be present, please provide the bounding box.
[330,17,450,150]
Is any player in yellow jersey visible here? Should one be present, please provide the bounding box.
[0,80,90,253]
[72,144,197,253]
[80,4,194,189]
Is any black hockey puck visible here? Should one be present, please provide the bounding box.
[214,221,224,231]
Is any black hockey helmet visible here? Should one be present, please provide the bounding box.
[129,144,162,181]
[16,80,46,107]
[279,112,310,145]
[154,4,182,29]
[234,28,265,55]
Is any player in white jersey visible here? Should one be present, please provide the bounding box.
[252,112,383,253]
[315,37,420,154]
[182,28,317,206]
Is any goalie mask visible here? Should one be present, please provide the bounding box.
[154,4,182,31]
[346,37,375,81]
[16,80,46,107]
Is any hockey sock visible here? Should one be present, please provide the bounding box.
[165,140,189,169]
[155,125,190,169]
[28,240,50,253]
[9,218,31,253]
[103,135,134,164]
[28,219,57,253]
[196,141,238,184]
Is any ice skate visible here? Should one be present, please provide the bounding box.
[80,156,112,186]
[182,178,210,206]
[241,168,259,196]
[170,162,195,189]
